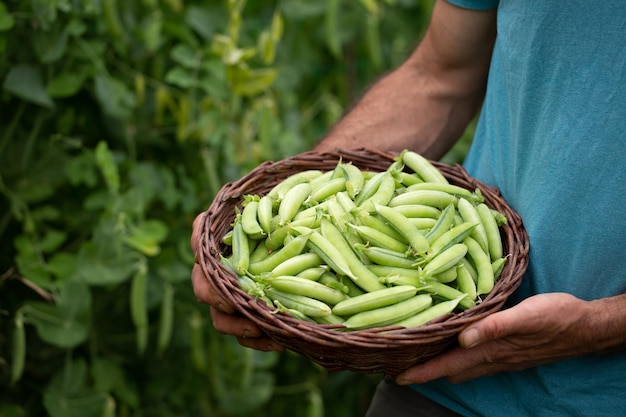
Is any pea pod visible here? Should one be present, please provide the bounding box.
[392,296,465,328]
[310,177,347,203]
[257,195,275,235]
[241,198,266,239]
[421,278,476,310]
[428,221,478,259]
[424,203,456,245]
[332,285,417,316]
[373,202,429,254]
[406,182,482,203]
[10,309,26,384]
[355,244,418,269]
[268,275,348,305]
[392,204,441,219]
[399,149,448,184]
[421,243,468,278]
[339,162,365,199]
[343,294,433,330]
[456,263,477,301]
[269,252,324,277]
[477,202,503,260]
[268,169,321,200]
[292,226,356,280]
[320,219,385,292]
[457,198,489,254]
[265,287,332,318]
[358,172,396,212]
[463,236,495,295]
[349,224,408,253]
[231,215,250,275]
[277,182,312,225]
[248,233,310,275]
[388,189,458,209]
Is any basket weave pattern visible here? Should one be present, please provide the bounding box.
[196,148,529,375]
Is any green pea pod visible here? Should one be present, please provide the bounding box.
[232,214,250,275]
[131,266,149,354]
[157,283,175,355]
[343,294,433,330]
[464,236,495,295]
[340,162,365,199]
[320,219,386,292]
[241,198,266,239]
[248,233,310,275]
[373,202,429,255]
[399,149,448,184]
[10,309,26,385]
[332,285,418,316]
[392,296,465,329]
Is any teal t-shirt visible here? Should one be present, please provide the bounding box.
[412,1,626,416]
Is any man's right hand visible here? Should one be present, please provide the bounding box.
[191,213,284,352]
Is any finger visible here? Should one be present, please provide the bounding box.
[458,306,527,349]
[236,335,285,352]
[210,306,262,337]
[395,345,486,385]
[190,212,206,255]
[191,264,236,313]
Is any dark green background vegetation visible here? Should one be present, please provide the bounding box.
[0,1,472,416]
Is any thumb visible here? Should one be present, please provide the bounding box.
[459,307,520,348]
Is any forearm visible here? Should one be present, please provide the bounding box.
[314,1,497,160]
[586,293,626,354]
[314,63,484,160]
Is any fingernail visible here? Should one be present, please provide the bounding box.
[395,375,410,385]
[462,328,480,348]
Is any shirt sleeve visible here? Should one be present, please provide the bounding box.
[446,0,499,10]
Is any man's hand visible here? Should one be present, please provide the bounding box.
[190,213,284,352]
[396,292,615,385]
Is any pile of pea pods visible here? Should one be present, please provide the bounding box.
[221,150,508,331]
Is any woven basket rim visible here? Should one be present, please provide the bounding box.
[196,147,529,374]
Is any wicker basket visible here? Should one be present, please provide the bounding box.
[196,148,529,376]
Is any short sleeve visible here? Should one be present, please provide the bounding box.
[446,0,499,10]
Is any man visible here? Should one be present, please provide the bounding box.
[191,0,626,415]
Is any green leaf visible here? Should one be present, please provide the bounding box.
[73,241,136,286]
[14,235,54,290]
[0,2,15,31]
[39,229,67,253]
[94,74,136,119]
[219,372,275,414]
[0,404,25,417]
[227,66,277,96]
[185,5,217,41]
[170,43,202,69]
[47,71,87,98]
[94,141,120,196]
[164,66,197,89]
[91,358,139,409]
[65,151,98,187]
[140,11,162,53]
[43,359,110,417]
[155,248,191,283]
[33,26,69,63]
[123,219,168,256]
[257,30,275,64]
[24,281,91,348]
[2,64,54,108]
[47,252,77,284]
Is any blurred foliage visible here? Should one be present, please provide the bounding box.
[0,0,473,416]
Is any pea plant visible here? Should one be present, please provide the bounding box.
[0,1,445,417]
